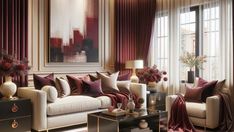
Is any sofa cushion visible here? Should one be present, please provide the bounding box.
[97,71,119,93]
[33,73,56,90]
[82,79,103,97]
[117,81,131,94]
[47,96,101,116]
[55,78,71,97]
[96,96,112,108]
[184,86,203,102]
[66,75,90,95]
[197,77,218,102]
[186,102,206,118]
[41,86,58,103]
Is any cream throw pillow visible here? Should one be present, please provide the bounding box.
[97,72,119,93]
[55,77,71,97]
[117,80,131,94]
[41,86,58,102]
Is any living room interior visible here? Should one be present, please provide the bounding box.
[0,0,233,132]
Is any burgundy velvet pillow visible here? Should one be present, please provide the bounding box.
[108,72,130,81]
[82,79,103,97]
[33,73,55,90]
[184,86,204,102]
[197,77,218,102]
[117,72,130,81]
[197,77,209,87]
[66,75,90,95]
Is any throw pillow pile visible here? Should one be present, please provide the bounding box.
[184,77,225,102]
[33,72,131,102]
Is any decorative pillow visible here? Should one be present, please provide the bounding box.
[33,73,55,90]
[197,77,218,102]
[108,72,130,81]
[89,74,99,81]
[117,81,131,94]
[82,79,103,97]
[66,75,90,95]
[97,71,119,93]
[184,86,204,102]
[117,72,130,81]
[41,86,58,102]
[213,79,226,94]
[55,77,71,97]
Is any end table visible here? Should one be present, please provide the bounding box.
[0,98,32,132]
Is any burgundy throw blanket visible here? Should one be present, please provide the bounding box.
[217,93,234,132]
[168,94,196,132]
[98,92,140,109]
[169,93,234,132]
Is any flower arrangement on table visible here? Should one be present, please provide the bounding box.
[137,65,167,85]
[179,52,207,70]
[0,50,30,77]
[179,52,207,83]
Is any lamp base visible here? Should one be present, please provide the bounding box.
[130,75,139,83]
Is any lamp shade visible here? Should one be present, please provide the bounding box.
[125,60,144,69]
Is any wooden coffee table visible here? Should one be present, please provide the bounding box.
[88,109,167,132]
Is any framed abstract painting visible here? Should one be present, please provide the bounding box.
[48,0,99,63]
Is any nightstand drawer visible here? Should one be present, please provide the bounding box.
[0,116,31,132]
[0,99,31,119]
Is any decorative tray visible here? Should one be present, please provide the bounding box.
[102,109,126,117]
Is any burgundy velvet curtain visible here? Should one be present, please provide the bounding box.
[0,0,28,87]
[137,0,156,66]
[115,0,138,72]
[115,0,156,72]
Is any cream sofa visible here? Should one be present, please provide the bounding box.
[17,83,146,131]
[166,94,220,129]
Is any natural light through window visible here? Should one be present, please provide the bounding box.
[152,5,220,82]
[180,10,196,81]
[153,15,169,72]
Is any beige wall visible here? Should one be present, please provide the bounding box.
[27,0,115,86]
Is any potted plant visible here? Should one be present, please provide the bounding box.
[0,50,30,98]
[179,52,207,83]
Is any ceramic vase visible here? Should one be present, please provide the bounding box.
[0,76,17,99]
[127,96,135,113]
[187,70,194,83]
[139,119,148,129]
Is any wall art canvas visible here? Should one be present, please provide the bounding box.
[49,0,99,63]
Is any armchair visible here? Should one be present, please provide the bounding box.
[166,94,220,129]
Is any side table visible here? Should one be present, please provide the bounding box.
[147,88,166,111]
[0,98,32,132]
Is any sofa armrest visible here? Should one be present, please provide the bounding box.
[206,95,220,129]
[17,87,47,131]
[166,95,179,119]
[130,83,147,108]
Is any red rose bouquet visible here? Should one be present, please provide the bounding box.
[137,65,167,84]
[0,50,30,77]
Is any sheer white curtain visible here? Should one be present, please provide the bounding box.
[149,0,233,94]
[149,0,192,94]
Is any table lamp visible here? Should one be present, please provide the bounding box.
[125,60,143,83]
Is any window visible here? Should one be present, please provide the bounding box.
[152,5,220,81]
[180,8,198,80]
[154,16,169,72]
